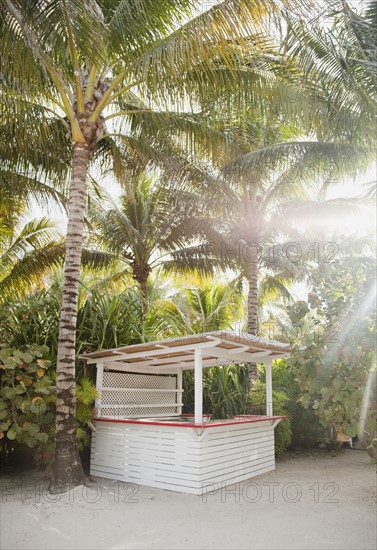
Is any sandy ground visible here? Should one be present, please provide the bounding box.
[0,449,375,550]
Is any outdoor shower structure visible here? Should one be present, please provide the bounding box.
[80,331,291,495]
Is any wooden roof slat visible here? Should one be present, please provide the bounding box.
[80,331,291,369]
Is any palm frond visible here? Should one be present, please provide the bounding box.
[285,1,377,143]
[126,0,286,103]
[259,274,294,304]
[0,216,65,300]
[225,141,373,183]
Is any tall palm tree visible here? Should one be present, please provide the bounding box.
[172,136,372,384]
[1,0,293,487]
[87,172,217,307]
[225,140,371,319]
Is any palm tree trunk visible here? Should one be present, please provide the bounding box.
[51,141,91,490]
[245,243,259,389]
[140,278,148,312]
[133,263,150,316]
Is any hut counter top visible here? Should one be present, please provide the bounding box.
[94,414,287,429]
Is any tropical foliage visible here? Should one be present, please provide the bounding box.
[286,0,377,147]
[0,345,53,449]
[2,0,287,488]
[0,0,376,477]
[0,341,98,467]
[287,256,376,456]
[247,385,293,455]
[0,217,63,300]
[86,172,216,303]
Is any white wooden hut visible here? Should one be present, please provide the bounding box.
[80,331,291,495]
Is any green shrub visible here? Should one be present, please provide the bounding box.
[183,365,248,420]
[0,345,54,449]
[0,345,97,468]
[204,365,248,420]
[258,359,325,448]
[0,289,61,359]
[286,259,376,456]
[247,385,292,455]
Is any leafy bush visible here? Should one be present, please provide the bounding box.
[287,259,376,454]
[0,345,54,449]
[33,376,98,468]
[183,365,248,419]
[204,365,248,420]
[0,344,97,468]
[0,289,61,360]
[258,359,325,448]
[247,385,292,455]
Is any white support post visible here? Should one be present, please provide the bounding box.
[265,361,273,417]
[177,368,183,415]
[194,348,203,424]
[95,362,104,417]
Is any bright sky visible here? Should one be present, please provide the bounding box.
[320,165,376,237]
[29,160,376,239]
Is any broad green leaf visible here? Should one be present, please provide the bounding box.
[23,422,40,435]
[0,400,8,411]
[2,387,16,399]
[30,401,46,414]
[7,424,18,440]
[34,432,49,443]
[22,352,34,363]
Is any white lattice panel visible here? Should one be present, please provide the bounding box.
[101,390,177,406]
[102,372,176,390]
[100,405,178,417]
[98,371,179,418]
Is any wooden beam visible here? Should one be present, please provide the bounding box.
[209,348,272,363]
[103,356,219,374]
[85,338,222,364]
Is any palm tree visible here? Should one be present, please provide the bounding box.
[87,171,217,308]
[177,278,243,334]
[226,140,371,308]
[172,135,372,384]
[1,0,294,488]
[284,0,377,201]
[0,85,71,215]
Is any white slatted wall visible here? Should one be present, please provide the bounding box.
[90,419,278,495]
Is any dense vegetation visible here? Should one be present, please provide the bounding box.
[0,0,376,479]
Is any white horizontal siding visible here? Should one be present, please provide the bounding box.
[90,458,275,494]
[90,420,277,494]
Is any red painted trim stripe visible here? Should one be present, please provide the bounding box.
[94,415,287,429]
